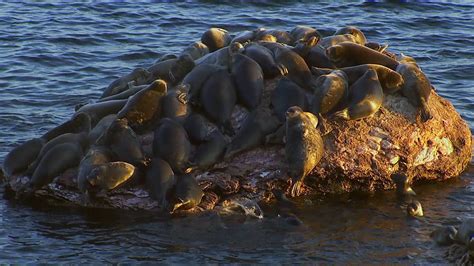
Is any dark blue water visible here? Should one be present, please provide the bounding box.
[0,1,473,263]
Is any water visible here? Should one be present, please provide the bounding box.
[0,1,473,263]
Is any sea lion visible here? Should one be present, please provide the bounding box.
[397,62,432,121]
[2,138,45,177]
[153,118,192,173]
[183,112,213,143]
[392,173,416,200]
[201,27,232,52]
[76,99,127,126]
[243,43,286,78]
[334,26,367,45]
[180,41,209,60]
[77,145,113,194]
[319,34,359,49]
[285,106,324,197]
[145,157,176,208]
[292,36,320,59]
[41,112,91,141]
[160,84,190,121]
[407,200,424,217]
[191,130,227,169]
[85,162,135,196]
[171,173,204,213]
[290,25,321,42]
[100,68,150,98]
[195,42,244,69]
[26,142,84,192]
[168,54,195,85]
[97,81,147,102]
[334,69,384,120]
[96,118,148,167]
[225,108,280,158]
[310,69,349,114]
[326,42,400,70]
[116,79,168,132]
[182,63,222,106]
[199,69,237,135]
[88,114,117,144]
[231,53,264,110]
[431,226,457,246]
[312,64,404,94]
[271,77,309,122]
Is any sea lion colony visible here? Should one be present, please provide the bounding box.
[3,25,435,213]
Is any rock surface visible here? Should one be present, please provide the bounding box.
[3,78,472,213]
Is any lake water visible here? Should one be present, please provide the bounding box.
[0,1,473,263]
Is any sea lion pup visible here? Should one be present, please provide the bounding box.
[100,67,150,98]
[97,81,147,102]
[231,53,264,110]
[201,27,232,52]
[2,138,45,177]
[431,226,457,246]
[290,25,322,43]
[182,63,222,106]
[243,43,287,79]
[199,69,237,135]
[195,42,244,70]
[334,26,367,45]
[326,41,400,70]
[116,79,168,132]
[180,41,209,60]
[88,114,116,144]
[285,106,324,197]
[407,200,424,217]
[260,42,313,90]
[271,77,309,122]
[224,108,280,159]
[311,64,404,94]
[191,130,227,169]
[41,112,91,141]
[170,173,204,213]
[333,69,384,120]
[96,118,148,167]
[75,99,127,126]
[318,34,359,49]
[145,157,176,209]
[160,84,190,122]
[25,132,89,175]
[153,118,192,174]
[183,112,213,143]
[396,62,433,122]
[310,69,349,115]
[256,29,294,45]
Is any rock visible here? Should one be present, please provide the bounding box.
[4,78,472,211]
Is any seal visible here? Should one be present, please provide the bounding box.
[231,53,264,110]
[191,130,227,169]
[76,99,127,126]
[100,67,150,98]
[243,43,286,78]
[319,34,359,49]
[326,41,400,70]
[334,69,384,120]
[98,81,147,103]
[397,62,433,122]
[2,138,45,177]
[41,112,91,141]
[312,64,404,94]
[407,200,424,217]
[88,114,117,144]
[182,63,222,106]
[116,79,168,132]
[224,108,280,158]
[271,77,309,122]
[160,84,190,121]
[96,118,148,167]
[77,145,113,194]
[310,69,349,114]
[285,106,324,197]
[334,26,367,45]
[392,173,416,200]
[183,112,213,143]
[180,41,209,60]
[153,118,192,174]
[195,42,244,69]
[199,69,237,135]
[201,27,232,52]
[85,162,135,197]
[168,54,195,85]
[145,157,176,209]
[290,25,322,42]
[170,173,204,213]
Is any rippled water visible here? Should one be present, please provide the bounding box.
[0,1,473,263]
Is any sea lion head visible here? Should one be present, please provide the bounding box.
[407,200,423,217]
[326,44,345,64]
[148,79,168,95]
[169,54,195,84]
[335,26,367,45]
[286,106,304,120]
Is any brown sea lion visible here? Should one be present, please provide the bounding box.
[310,69,349,114]
[77,145,113,194]
[170,173,204,213]
[85,162,135,197]
[145,157,176,209]
[243,43,287,78]
[100,68,150,98]
[397,62,432,121]
[231,53,264,110]
[326,42,399,70]
[201,27,232,52]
